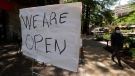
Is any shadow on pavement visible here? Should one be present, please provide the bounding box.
[0,42,83,76]
[82,36,135,76]
[0,36,135,76]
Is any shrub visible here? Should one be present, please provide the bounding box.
[125,37,135,48]
[129,48,135,58]
[120,30,132,33]
[96,34,103,41]
[103,34,111,40]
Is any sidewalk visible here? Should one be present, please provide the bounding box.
[83,37,135,76]
[0,37,135,76]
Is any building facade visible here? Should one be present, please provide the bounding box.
[113,4,133,17]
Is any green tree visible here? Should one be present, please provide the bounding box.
[113,1,135,26]
[70,0,118,34]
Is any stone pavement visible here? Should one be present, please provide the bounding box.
[0,37,135,76]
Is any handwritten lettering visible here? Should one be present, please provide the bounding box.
[43,13,49,27]
[21,11,69,55]
[25,34,34,50]
[25,34,67,54]
[45,38,52,53]
[34,34,43,50]
[21,15,32,30]
[21,12,69,29]
[59,12,68,24]
[33,14,39,29]
[55,39,66,54]
[50,12,57,25]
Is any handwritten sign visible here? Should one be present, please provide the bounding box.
[19,2,82,72]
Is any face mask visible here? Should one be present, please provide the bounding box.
[116,30,120,33]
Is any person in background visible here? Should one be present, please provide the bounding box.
[111,27,126,69]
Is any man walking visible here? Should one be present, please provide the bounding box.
[111,27,125,69]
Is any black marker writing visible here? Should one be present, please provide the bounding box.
[25,34,34,50]
[34,34,43,50]
[43,13,49,27]
[59,12,68,24]
[21,15,32,30]
[33,14,39,29]
[45,38,52,53]
[55,39,66,54]
[50,12,57,25]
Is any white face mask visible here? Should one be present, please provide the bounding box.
[116,30,120,33]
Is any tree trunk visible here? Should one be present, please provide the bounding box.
[83,4,90,34]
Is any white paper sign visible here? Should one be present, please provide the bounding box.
[19,2,82,72]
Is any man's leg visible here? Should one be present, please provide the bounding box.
[115,46,123,69]
[111,52,115,61]
[111,51,118,64]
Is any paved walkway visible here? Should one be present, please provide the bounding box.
[82,37,135,76]
[0,36,135,76]
[31,37,135,76]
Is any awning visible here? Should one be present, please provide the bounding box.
[0,0,14,12]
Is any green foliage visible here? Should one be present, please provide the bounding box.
[125,37,132,48]
[113,11,135,26]
[70,0,118,34]
[125,37,135,48]
[113,1,135,26]
[129,48,135,58]
[95,33,111,41]
[130,38,135,48]
[103,34,111,39]
[128,1,135,10]
[96,34,104,41]
[120,30,132,33]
